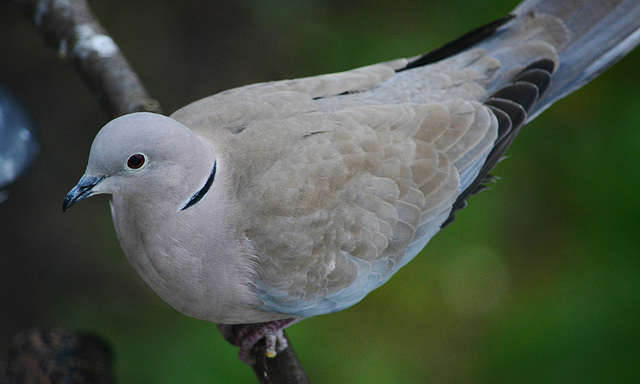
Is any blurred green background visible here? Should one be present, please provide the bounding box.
[1,0,639,382]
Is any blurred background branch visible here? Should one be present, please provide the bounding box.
[9,0,161,118]
[1,328,116,384]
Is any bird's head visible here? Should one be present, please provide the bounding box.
[63,112,216,211]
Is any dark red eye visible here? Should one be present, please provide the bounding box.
[126,153,146,169]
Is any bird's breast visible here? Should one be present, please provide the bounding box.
[109,195,288,324]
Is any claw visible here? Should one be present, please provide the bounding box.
[264,333,278,358]
[264,329,290,358]
[217,318,302,364]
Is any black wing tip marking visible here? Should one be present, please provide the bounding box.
[398,14,515,72]
[441,59,555,228]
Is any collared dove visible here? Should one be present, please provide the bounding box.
[64,0,640,360]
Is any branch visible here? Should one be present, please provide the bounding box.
[219,326,312,384]
[0,328,116,383]
[7,0,311,382]
[251,332,311,384]
[9,0,161,118]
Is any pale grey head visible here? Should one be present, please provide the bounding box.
[63,112,215,211]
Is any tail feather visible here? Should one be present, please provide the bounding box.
[439,0,640,226]
[511,0,640,118]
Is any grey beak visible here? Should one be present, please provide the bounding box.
[63,175,105,211]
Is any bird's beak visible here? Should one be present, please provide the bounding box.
[63,174,106,211]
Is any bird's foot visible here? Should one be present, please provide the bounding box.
[217,318,301,363]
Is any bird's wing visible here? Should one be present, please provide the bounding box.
[229,98,500,316]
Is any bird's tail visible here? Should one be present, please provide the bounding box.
[434,0,640,225]
[494,0,640,119]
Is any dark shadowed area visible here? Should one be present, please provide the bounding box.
[1,0,639,382]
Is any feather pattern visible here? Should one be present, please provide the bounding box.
[165,0,640,318]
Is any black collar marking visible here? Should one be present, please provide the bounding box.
[181,162,217,211]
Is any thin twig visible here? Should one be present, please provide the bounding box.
[9,0,161,118]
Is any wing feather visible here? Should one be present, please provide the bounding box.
[219,98,498,315]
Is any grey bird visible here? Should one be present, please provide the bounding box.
[64,0,640,360]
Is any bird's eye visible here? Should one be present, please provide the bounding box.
[126,153,147,170]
